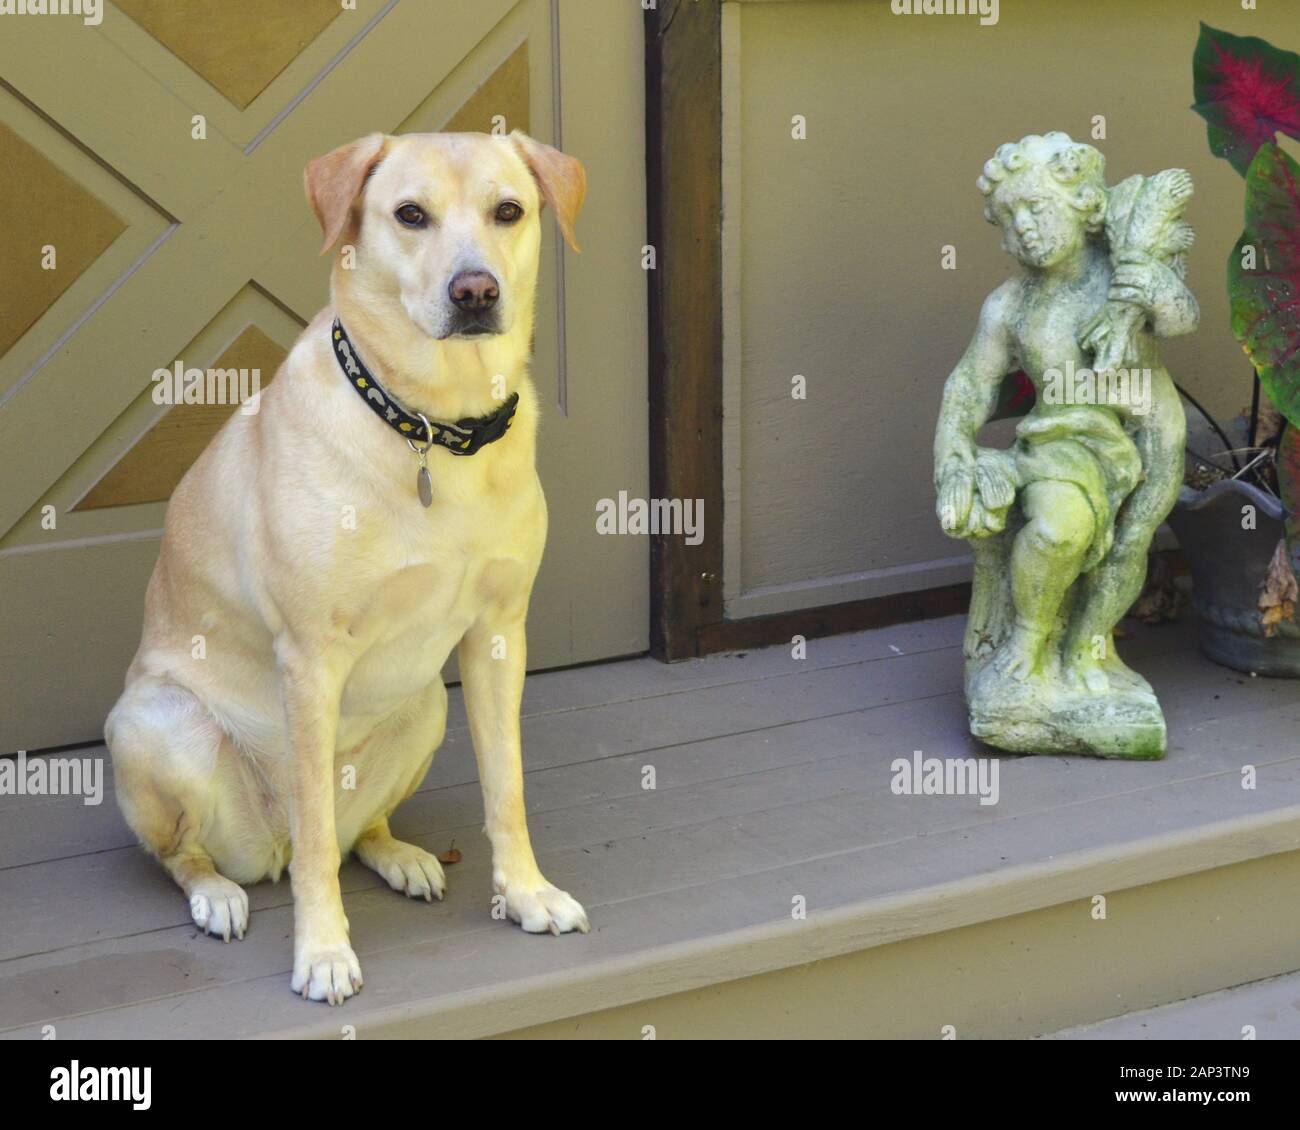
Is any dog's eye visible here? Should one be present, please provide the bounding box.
[495,200,523,224]
[395,203,426,228]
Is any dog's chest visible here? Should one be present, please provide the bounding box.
[336,496,540,718]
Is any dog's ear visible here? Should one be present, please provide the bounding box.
[304,133,389,255]
[510,131,587,252]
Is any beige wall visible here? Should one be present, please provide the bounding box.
[722,0,1300,618]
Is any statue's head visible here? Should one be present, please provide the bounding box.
[977,132,1106,270]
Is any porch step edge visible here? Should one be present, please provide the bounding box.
[261,804,1300,1039]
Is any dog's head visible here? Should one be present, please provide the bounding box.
[305,131,585,340]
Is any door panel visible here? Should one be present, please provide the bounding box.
[0,0,646,751]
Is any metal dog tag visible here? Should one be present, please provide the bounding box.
[416,461,433,507]
[408,412,435,508]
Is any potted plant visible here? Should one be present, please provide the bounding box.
[1165,23,1300,676]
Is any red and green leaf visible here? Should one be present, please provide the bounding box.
[1193,23,1300,176]
[1279,423,1300,581]
[1230,143,1300,429]
[990,370,1035,421]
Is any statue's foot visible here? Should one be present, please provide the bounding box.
[1065,657,1111,695]
[988,632,1043,683]
[1101,651,1154,696]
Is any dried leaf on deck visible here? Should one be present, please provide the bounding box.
[1258,537,1299,635]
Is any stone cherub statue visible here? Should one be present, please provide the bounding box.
[934,132,1198,758]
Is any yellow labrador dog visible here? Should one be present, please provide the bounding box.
[105,131,588,1004]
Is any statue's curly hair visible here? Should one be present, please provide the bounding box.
[976,132,1107,234]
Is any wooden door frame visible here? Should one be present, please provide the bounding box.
[643,1,968,661]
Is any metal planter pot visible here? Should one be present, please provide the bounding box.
[1166,479,1300,676]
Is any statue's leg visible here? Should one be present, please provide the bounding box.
[993,480,1094,681]
[965,529,1013,660]
[1063,439,1184,694]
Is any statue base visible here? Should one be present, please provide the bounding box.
[966,659,1167,759]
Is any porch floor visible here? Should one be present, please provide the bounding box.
[1046,970,1300,1039]
[2,614,1298,1039]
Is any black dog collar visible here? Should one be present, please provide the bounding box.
[330,318,518,457]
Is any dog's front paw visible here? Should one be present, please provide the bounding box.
[498,878,590,936]
[291,941,363,1005]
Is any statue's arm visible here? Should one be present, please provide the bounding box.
[1111,256,1199,338]
[934,286,1016,483]
[934,286,1017,536]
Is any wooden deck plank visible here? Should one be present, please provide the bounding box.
[1045,970,1300,1039]
[511,612,967,715]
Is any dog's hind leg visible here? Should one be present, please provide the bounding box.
[106,678,251,941]
[161,848,249,942]
[354,819,445,902]
[348,680,448,902]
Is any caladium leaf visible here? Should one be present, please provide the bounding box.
[1230,143,1300,429]
[1193,23,1300,176]
[1278,421,1300,582]
[990,370,1035,421]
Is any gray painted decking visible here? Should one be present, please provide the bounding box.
[1046,970,1300,1040]
[1,615,1298,1039]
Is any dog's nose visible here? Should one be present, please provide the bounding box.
[449,270,499,311]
